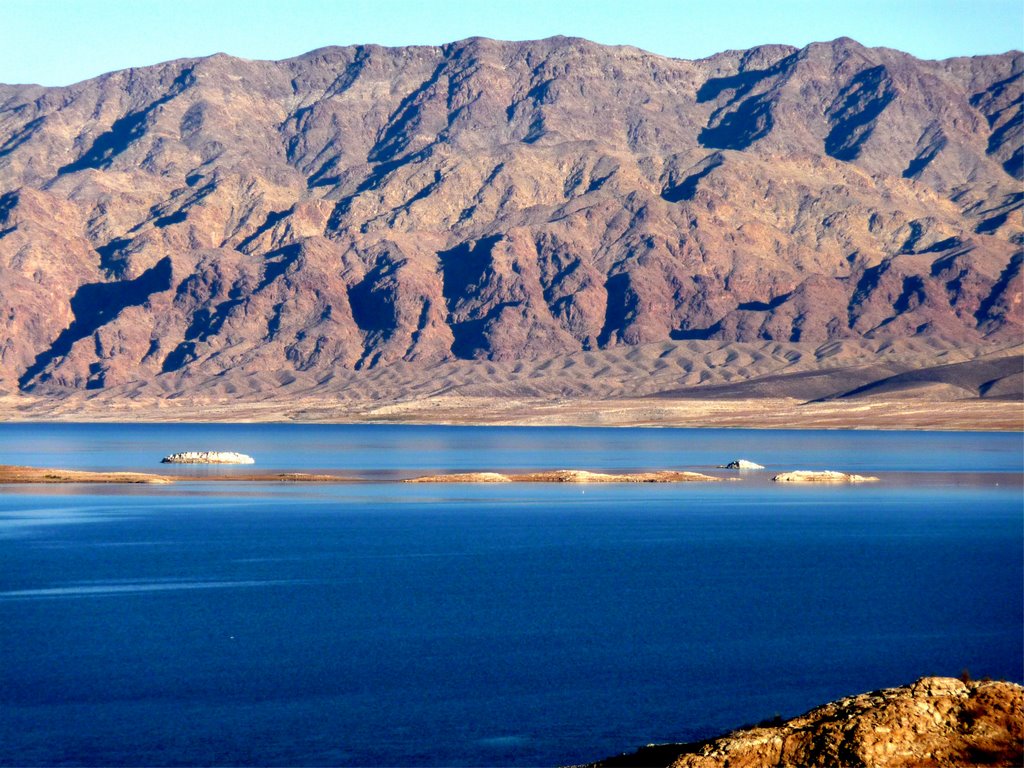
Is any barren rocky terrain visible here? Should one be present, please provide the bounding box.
[0,36,1020,422]
[582,677,1024,768]
[1,336,1019,428]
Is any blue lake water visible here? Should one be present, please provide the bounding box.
[0,424,1021,766]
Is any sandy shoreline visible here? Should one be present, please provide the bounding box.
[1,394,1021,431]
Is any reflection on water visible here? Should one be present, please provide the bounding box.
[0,579,310,600]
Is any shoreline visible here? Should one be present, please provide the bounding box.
[1,395,1021,432]
[1,340,1019,431]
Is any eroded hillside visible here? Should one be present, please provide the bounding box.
[0,37,1020,394]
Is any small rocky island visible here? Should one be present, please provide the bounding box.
[720,459,765,470]
[772,470,879,483]
[161,451,255,465]
[405,470,720,484]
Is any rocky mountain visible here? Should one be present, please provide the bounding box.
[583,676,1024,768]
[0,36,1020,395]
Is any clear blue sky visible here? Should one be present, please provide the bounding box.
[2,0,1022,86]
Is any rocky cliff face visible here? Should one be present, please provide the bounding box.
[0,37,1020,393]
[585,677,1024,768]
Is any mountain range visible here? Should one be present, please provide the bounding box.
[0,36,1020,413]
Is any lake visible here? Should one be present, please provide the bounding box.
[0,424,1021,766]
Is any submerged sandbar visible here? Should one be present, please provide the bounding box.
[0,464,724,485]
[405,469,721,483]
[0,465,355,484]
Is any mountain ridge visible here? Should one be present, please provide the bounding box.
[0,36,1020,400]
[4,34,1023,91]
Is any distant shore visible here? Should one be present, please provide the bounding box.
[1,393,1020,431]
[3,339,1020,431]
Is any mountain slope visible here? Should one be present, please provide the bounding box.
[0,37,1020,394]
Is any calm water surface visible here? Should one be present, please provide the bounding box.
[0,424,1021,767]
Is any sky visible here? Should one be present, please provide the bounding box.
[1,0,1022,86]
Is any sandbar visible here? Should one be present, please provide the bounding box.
[0,465,356,484]
[405,469,721,483]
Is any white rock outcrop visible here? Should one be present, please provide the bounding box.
[161,451,255,465]
[772,470,878,483]
[720,459,765,470]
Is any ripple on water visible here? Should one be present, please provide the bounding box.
[0,579,311,601]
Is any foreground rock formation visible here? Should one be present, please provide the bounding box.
[772,470,879,483]
[0,37,1020,408]
[584,677,1024,768]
